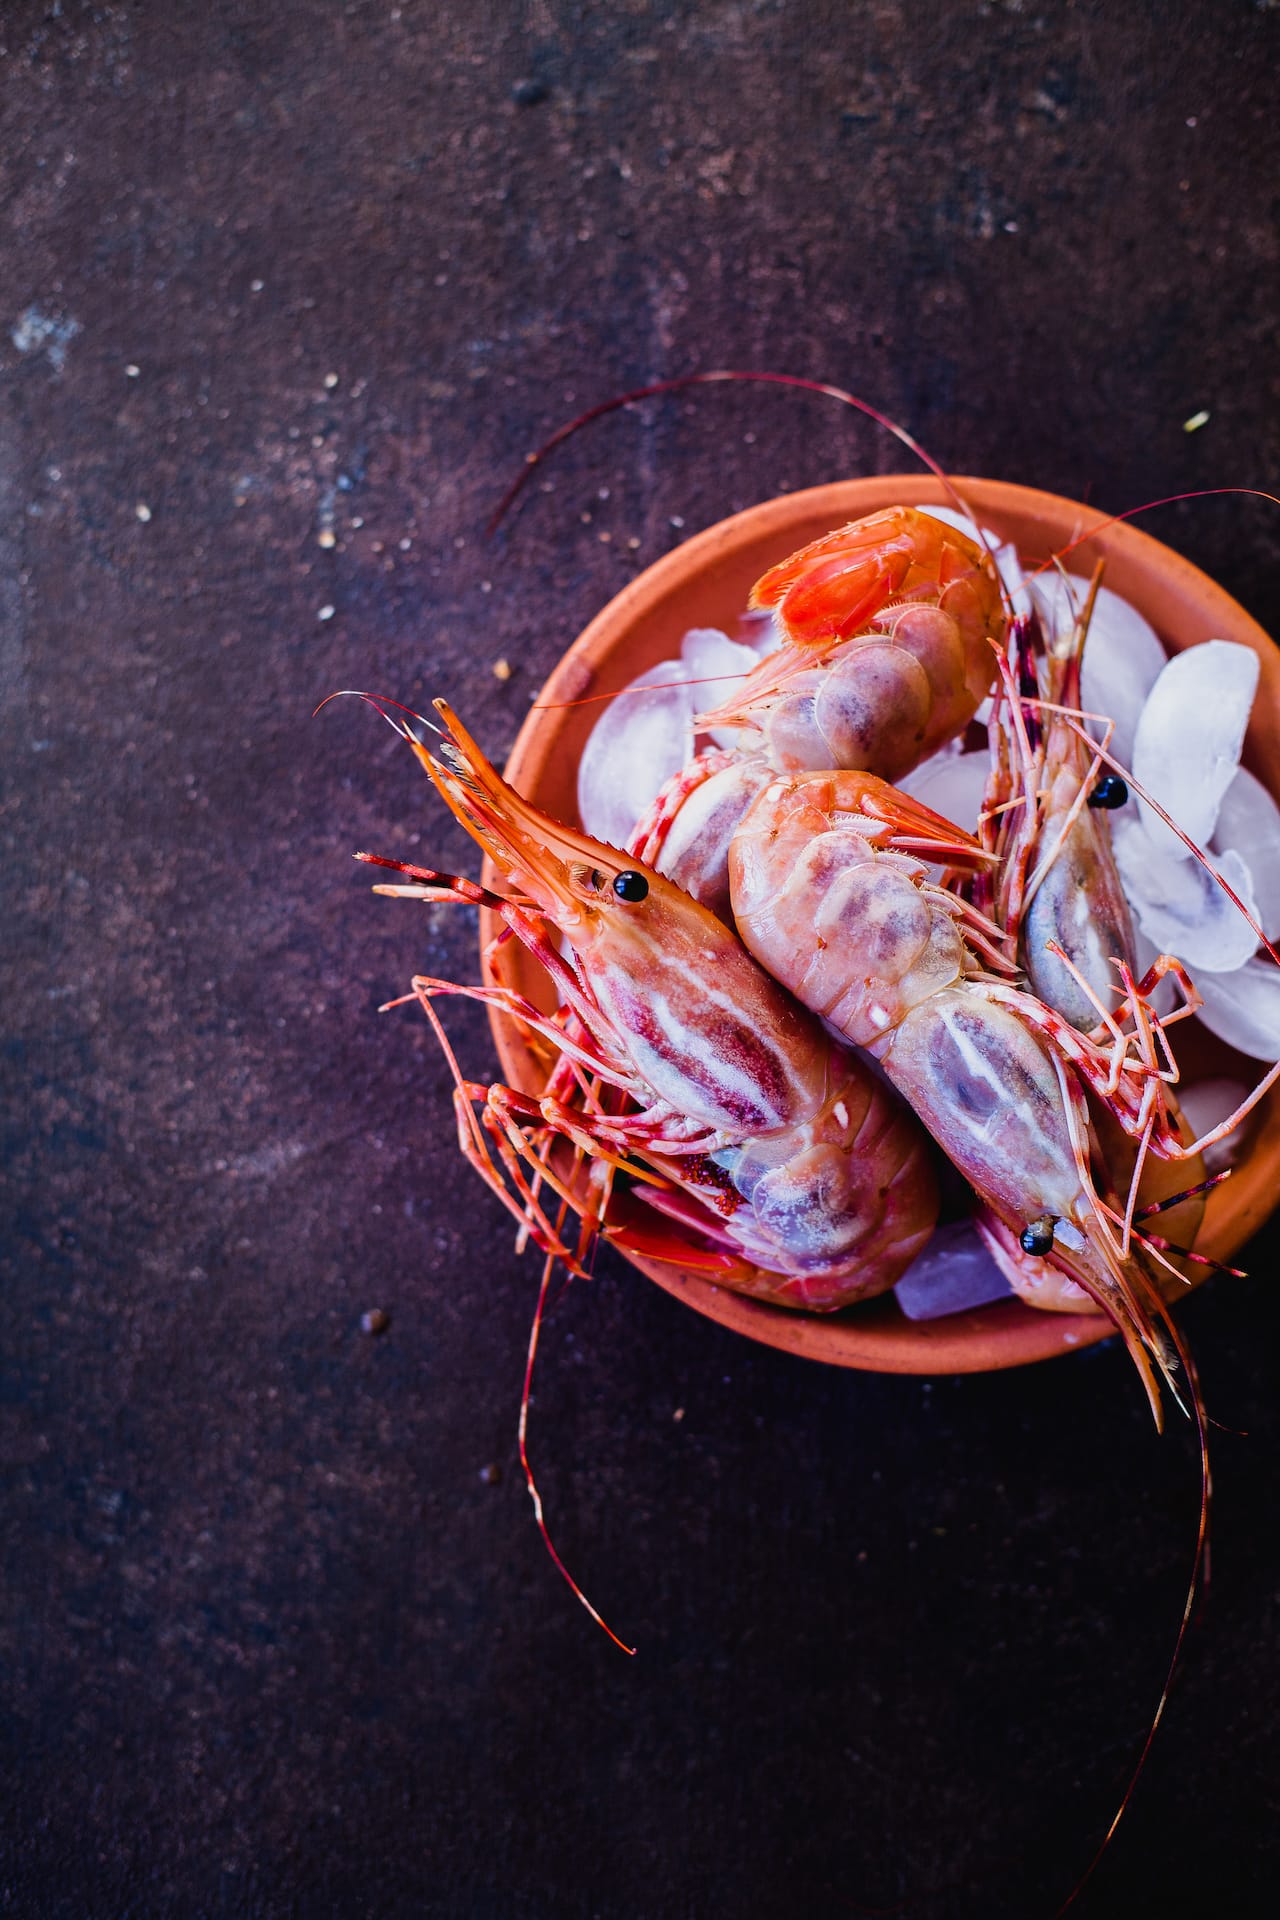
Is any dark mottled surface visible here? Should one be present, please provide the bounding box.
[3,3,1279,1916]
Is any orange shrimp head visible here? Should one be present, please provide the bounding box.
[699,507,1006,780]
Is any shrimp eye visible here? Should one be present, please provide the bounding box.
[612,870,649,903]
[1019,1214,1057,1258]
[1088,774,1128,810]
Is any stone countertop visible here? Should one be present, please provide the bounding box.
[3,4,1278,1915]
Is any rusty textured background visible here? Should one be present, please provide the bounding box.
[3,3,1279,1916]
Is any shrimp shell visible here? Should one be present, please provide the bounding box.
[697,506,1005,780]
[728,766,1183,1418]
[373,702,940,1312]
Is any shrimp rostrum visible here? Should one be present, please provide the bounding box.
[360,702,940,1312]
[728,767,1236,1420]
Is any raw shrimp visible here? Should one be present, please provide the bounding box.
[362,701,940,1313]
[957,580,1214,1297]
[696,506,1005,779]
[980,575,1139,1031]
[728,767,1199,1417]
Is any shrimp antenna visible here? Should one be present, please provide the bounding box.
[486,367,982,542]
[1026,486,1280,581]
[1056,1311,1211,1913]
[313,688,444,743]
[1135,1169,1232,1221]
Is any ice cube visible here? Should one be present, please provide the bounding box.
[576,658,696,849]
[1131,640,1259,858]
[993,541,1032,617]
[1176,1075,1255,1174]
[1031,573,1169,771]
[1192,956,1280,1062]
[736,607,784,657]
[1212,765,1280,942]
[1112,813,1259,974]
[898,747,991,838]
[894,1219,1014,1321]
[682,626,759,750]
[681,625,758,689]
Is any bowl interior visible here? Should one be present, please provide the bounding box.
[481,475,1280,1374]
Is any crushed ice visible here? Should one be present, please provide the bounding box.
[1131,640,1259,859]
[576,657,698,850]
[1031,573,1169,770]
[894,1219,1013,1320]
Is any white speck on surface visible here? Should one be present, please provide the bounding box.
[124,363,140,378]
[250,279,264,293]
[1183,408,1210,431]
[317,530,335,549]
[323,371,339,389]
[317,604,335,622]
[134,503,151,522]
[11,305,80,371]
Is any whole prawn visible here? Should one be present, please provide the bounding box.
[362,700,940,1313]
[981,568,1139,1031]
[727,767,1200,1417]
[950,576,1209,1302]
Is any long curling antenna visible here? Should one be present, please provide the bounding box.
[486,368,979,537]
[1028,486,1280,580]
[1056,1313,1211,1913]
[313,687,445,741]
[518,1249,637,1658]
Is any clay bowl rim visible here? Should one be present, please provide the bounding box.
[480,474,1280,1376]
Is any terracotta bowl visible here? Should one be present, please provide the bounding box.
[480,476,1280,1374]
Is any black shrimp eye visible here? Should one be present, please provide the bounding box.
[1019,1214,1057,1258]
[612,870,649,903]
[1088,773,1128,810]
